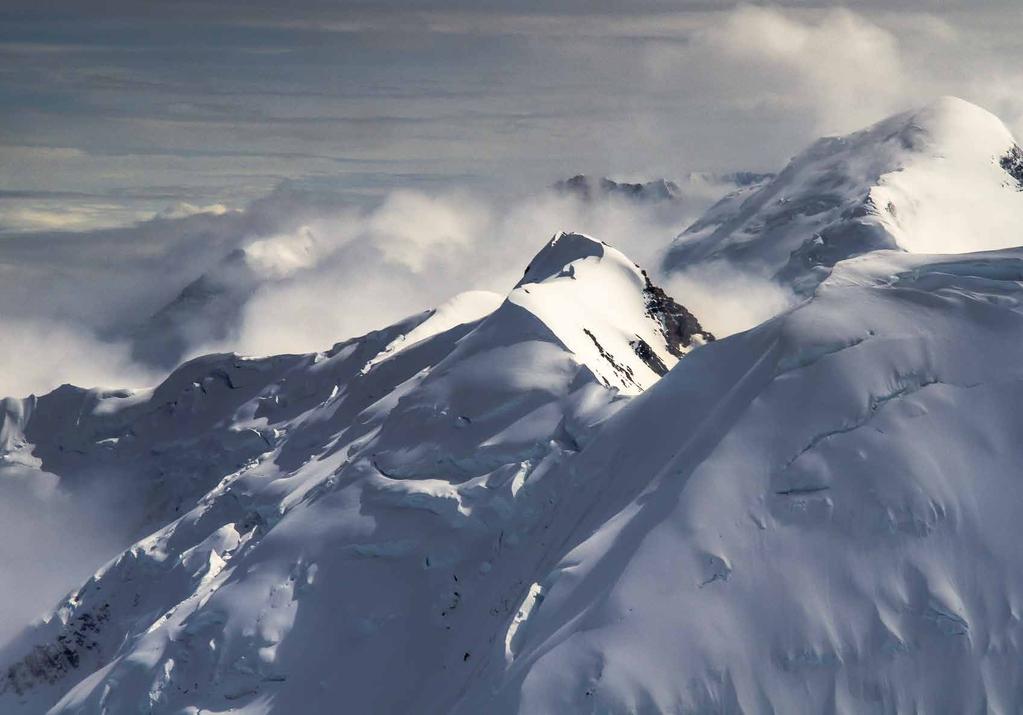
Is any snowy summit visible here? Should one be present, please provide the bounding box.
[665,96,1023,292]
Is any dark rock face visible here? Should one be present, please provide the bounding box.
[583,328,641,391]
[640,270,714,360]
[1000,145,1023,190]
[553,175,682,203]
[630,337,670,377]
[1,604,111,698]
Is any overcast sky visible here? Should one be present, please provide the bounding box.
[2,1,1023,231]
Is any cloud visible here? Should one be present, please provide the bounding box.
[0,200,296,395]
[368,190,489,272]
[641,6,910,136]
[663,261,799,338]
[635,4,1023,147]
[0,463,129,648]
[155,202,232,220]
[0,318,161,398]
[710,7,905,132]
[199,187,714,358]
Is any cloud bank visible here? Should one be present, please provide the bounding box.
[0,465,130,648]
[5,3,1023,234]
[0,175,742,396]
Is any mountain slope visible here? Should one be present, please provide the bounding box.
[0,233,711,713]
[8,98,1023,715]
[25,243,1023,714]
[453,246,1023,713]
[664,97,1023,293]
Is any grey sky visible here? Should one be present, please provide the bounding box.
[2,1,1023,231]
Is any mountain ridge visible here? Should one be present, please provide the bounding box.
[0,232,711,713]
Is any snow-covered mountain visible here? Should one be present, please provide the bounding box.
[664,96,1023,293]
[7,98,1023,715]
[456,246,1023,713]
[0,233,712,713]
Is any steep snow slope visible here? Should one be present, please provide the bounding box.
[454,247,1023,713]
[0,234,711,713]
[512,232,711,393]
[19,241,1023,714]
[665,97,1023,293]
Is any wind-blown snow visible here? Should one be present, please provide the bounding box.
[363,290,504,372]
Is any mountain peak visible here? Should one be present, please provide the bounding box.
[912,95,1010,137]
[517,232,606,287]
[877,96,1015,160]
[509,233,712,393]
[665,97,1023,293]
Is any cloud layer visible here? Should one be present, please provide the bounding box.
[0,174,744,396]
[4,4,1023,233]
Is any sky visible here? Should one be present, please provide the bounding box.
[3,1,1023,232]
[1,0,1023,398]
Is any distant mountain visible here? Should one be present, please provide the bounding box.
[553,175,684,202]
[664,96,1023,292]
[130,227,318,368]
[553,172,773,204]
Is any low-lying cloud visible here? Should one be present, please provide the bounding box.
[25,122,972,405]
[664,261,799,339]
[0,465,130,649]
[193,187,722,359]
[0,319,160,398]
[0,173,756,398]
